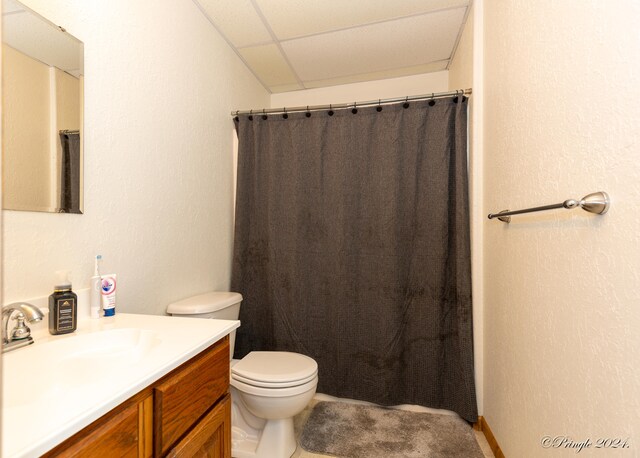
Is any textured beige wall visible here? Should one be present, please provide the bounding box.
[270,71,449,107]
[54,68,80,131]
[3,0,269,313]
[2,44,52,210]
[448,3,483,415]
[483,1,640,456]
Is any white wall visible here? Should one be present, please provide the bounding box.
[483,1,640,456]
[0,0,4,424]
[54,68,80,132]
[448,6,473,91]
[271,71,448,107]
[3,0,269,314]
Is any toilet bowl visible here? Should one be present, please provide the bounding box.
[230,352,317,458]
[167,292,318,458]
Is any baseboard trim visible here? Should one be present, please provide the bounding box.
[474,416,505,458]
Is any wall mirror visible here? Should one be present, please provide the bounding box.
[2,0,84,213]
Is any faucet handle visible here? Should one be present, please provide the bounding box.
[2,302,42,352]
[10,312,32,341]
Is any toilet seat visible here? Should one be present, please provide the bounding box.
[232,351,318,385]
[231,370,318,388]
[231,375,318,398]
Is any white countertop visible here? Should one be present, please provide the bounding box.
[2,313,240,458]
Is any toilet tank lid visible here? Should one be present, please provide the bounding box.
[166,292,242,314]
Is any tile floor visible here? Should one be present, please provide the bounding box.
[291,395,495,458]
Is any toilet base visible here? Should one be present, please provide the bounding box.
[232,417,296,458]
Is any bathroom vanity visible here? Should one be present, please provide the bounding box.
[43,336,230,457]
[2,313,239,458]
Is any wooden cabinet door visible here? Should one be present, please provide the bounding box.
[154,337,229,455]
[166,394,231,458]
[43,391,153,458]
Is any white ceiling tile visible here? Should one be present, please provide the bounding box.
[270,82,304,93]
[255,0,469,40]
[302,61,450,89]
[192,1,470,91]
[282,8,465,82]
[3,0,26,14]
[196,0,272,48]
[238,44,299,88]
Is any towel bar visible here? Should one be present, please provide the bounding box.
[488,192,610,223]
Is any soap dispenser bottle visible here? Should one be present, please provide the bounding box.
[48,270,78,335]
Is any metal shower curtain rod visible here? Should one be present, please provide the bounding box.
[231,88,472,117]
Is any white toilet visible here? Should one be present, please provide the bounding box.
[167,292,318,458]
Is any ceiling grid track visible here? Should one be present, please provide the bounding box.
[446,2,472,69]
[248,0,306,90]
[190,0,273,93]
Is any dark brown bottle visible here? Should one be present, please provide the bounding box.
[49,271,77,335]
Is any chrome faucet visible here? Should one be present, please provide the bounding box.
[2,302,45,353]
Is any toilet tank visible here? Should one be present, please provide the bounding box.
[167,292,242,358]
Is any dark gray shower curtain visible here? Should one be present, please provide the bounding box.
[231,97,477,422]
[59,131,81,213]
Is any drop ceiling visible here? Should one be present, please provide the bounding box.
[195,0,470,93]
[2,0,83,77]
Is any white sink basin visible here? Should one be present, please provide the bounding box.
[3,328,160,408]
[55,327,160,361]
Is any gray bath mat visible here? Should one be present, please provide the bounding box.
[300,401,484,458]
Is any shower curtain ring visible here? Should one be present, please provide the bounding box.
[352,101,358,114]
[306,105,311,117]
[283,107,288,119]
[248,109,253,121]
[429,93,436,106]
[262,108,268,120]
[377,99,382,112]
[328,104,334,116]
[403,96,410,109]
